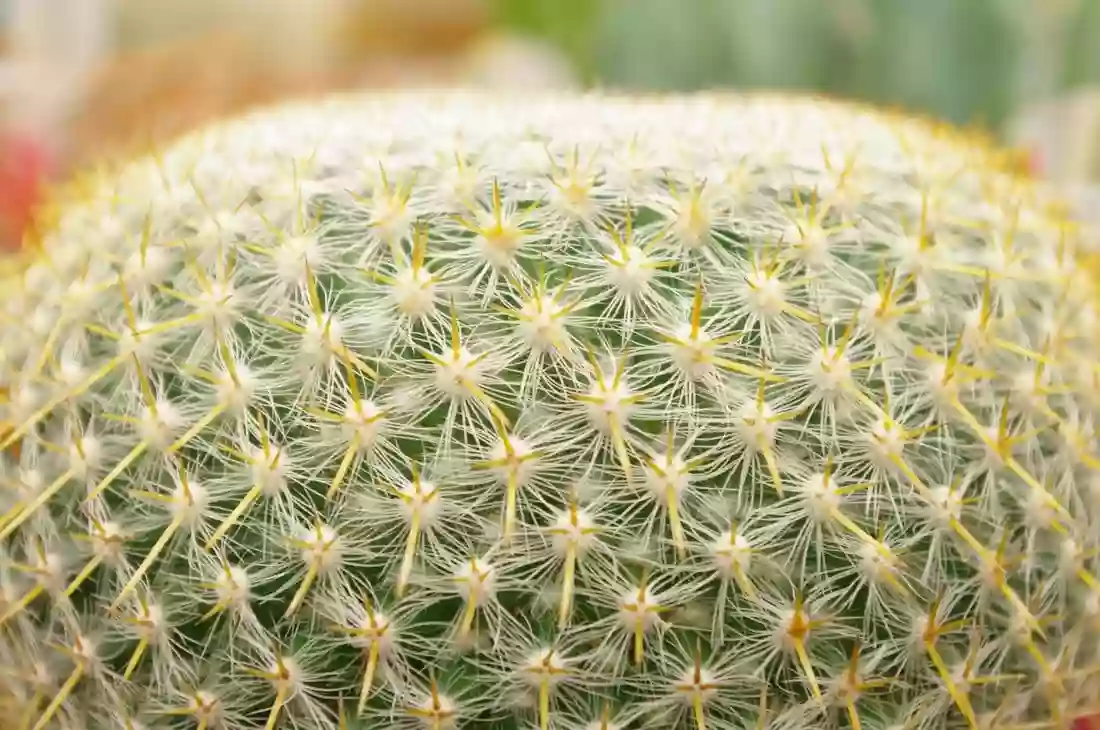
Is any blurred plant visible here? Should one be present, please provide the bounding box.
[492,0,602,80]
[499,0,1100,131]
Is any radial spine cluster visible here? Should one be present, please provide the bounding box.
[0,90,1098,730]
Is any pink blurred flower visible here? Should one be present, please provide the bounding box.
[0,132,52,251]
[1074,714,1100,730]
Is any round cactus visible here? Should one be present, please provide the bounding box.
[0,90,1098,730]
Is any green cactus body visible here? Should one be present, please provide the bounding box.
[0,91,1097,730]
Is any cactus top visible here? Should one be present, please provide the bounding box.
[0,90,1098,730]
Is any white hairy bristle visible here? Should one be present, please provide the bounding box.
[0,89,1095,730]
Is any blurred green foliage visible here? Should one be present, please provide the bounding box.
[490,0,603,78]
[1066,1,1100,87]
[491,0,1100,130]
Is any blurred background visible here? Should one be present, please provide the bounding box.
[2,0,1100,249]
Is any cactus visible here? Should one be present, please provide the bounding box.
[0,90,1098,730]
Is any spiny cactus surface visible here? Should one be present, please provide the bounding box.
[0,91,1099,730]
